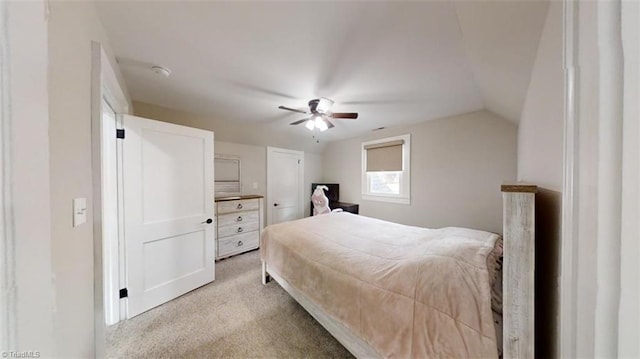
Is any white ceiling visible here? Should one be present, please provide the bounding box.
[96,1,549,142]
[454,1,549,121]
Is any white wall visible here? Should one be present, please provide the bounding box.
[3,0,55,354]
[135,104,324,219]
[322,110,517,234]
[48,2,130,356]
[515,3,563,357]
[517,1,563,192]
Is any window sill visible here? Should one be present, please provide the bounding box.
[361,194,410,205]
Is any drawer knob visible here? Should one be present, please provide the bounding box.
[237,203,243,209]
[237,240,243,247]
[237,216,243,222]
[237,227,243,233]
[201,218,213,224]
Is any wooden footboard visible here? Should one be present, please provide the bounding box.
[263,262,381,358]
[502,184,537,359]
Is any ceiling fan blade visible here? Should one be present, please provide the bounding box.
[330,112,358,119]
[289,118,309,125]
[279,106,309,114]
[325,119,335,129]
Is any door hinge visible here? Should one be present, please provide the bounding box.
[119,288,128,298]
[116,129,125,139]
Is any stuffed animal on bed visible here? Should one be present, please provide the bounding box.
[311,185,343,216]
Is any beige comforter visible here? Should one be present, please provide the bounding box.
[261,212,500,358]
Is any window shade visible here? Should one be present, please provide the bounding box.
[365,140,404,172]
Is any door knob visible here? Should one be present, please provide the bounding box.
[201,218,213,224]
[274,203,279,207]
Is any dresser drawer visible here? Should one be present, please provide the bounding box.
[217,199,259,214]
[218,231,259,257]
[217,221,259,239]
[218,210,259,227]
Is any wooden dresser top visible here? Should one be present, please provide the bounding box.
[215,194,264,202]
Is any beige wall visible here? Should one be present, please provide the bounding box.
[516,3,563,357]
[5,0,55,353]
[322,110,517,234]
[134,101,326,154]
[135,104,324,220]
[48,2,130,356]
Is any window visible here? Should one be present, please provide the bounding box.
[361,134,410,204]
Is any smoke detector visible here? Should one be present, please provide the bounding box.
[151,65,171,77]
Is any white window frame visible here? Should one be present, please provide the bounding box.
[361,134,411,204]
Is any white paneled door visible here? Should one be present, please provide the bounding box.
[267,147,304,225]
[122,115,215,318]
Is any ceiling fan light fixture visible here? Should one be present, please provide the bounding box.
[305,119,315,130]
[316,97,334,114]
[316,118,329,132]
[281,98,356,130]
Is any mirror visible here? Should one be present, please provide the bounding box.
[215,154,241,196]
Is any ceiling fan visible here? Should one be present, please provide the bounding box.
[278,98,358,131]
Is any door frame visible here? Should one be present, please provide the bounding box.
[90,41,129,354]
[560,1,578,357]
[266,146,305,225]
[100,95,119,326]
[561,1,640,357]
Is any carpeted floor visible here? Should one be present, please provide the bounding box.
[106,249,353,358]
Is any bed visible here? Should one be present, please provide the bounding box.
[260,186,536,358]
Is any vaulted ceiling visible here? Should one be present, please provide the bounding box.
[96,1,549,142]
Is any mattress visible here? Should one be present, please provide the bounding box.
[261,212,501,358]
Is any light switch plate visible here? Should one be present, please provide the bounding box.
[73,197,87,227]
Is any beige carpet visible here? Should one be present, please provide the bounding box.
[106,250,353,358]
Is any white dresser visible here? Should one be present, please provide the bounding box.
[215,195,264,259]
